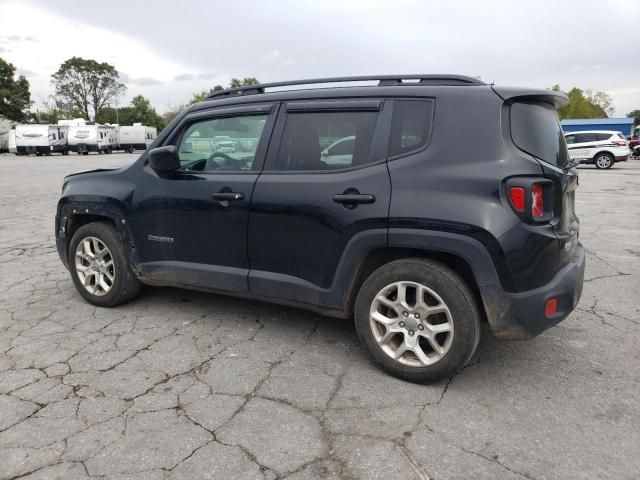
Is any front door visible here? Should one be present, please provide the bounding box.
[130,103,277,293]
[248,99,392,308]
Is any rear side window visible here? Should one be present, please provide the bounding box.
[510,102,569,168]
[389,99,434,157]
[565,134,576,144]
[595,133,611,141]
[273,111,377,171]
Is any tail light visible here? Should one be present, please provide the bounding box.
[531,184,544,218]
[508,187,525,212]
[612,140,626,147]
[506,178,553,222]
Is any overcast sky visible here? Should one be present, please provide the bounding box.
[1,0,638,115]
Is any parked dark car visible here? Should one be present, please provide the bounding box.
[55,75,585,383]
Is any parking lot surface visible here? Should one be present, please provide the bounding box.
[0,153,639,480]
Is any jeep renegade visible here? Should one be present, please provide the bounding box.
[55,75,585,383]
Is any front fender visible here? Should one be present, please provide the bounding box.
[55,196,140,273]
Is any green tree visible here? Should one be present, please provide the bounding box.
[51,57,126,120]
[188,90,210,105]
[553,85,608,120]
[627,110,640,128]
[229,77,259,88]
[32,96,84,124]
[0,57,32,122]
[97,95,164,130]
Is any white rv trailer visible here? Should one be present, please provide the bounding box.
[15,124,69,155]
[8,129,17,154]
[118,123,157,153]
[68,124,116,154]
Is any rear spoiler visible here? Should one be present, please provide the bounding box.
[492,86,569,109]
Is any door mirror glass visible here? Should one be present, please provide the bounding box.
[149,146,180,172]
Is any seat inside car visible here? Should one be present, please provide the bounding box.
[286,120,327,170]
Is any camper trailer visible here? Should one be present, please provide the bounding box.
[68,124,116,154]
[15,124,69,155]
[118,124,157,153]
[8,129,17,154]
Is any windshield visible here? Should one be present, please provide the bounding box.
[510,101,569,169]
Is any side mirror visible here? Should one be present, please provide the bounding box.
[149,146,180,172]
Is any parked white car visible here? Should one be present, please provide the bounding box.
[321,135,355,167]
[564,130,630,169]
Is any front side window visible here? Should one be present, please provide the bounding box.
[389,99,434,157]
[177,114,268,171]
[273,111,377,171]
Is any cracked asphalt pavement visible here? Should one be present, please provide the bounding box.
[0,153,639,480]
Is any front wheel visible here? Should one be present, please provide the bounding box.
[594,153,614,169]
[69,222,141,307]
[354,258,480,383]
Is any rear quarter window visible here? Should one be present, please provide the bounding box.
[510,101,569,168]
[389,99,434,157]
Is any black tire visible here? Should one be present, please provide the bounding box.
[68,222,141,307]
[354,258,481,383]
[594,152,614,169]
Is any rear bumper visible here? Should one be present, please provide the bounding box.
[615,154,629,162]
[480,243,585,340]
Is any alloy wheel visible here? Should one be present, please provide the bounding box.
[596,155,611,168]
[369,280,454,367]
[74,236,115,296]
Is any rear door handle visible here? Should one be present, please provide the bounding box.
[211,192,244,201]
[332,194,375,204]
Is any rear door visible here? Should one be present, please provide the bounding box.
[247,99,392,307]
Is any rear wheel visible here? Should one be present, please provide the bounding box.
[594,153,614,169]
[354,258,480,383]
[69,222,141,307]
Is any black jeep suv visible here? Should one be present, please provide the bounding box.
[55,75,585,382]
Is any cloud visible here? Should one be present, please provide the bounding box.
[24,35,37,42]
[130,77,162,86]
[16,68,35,77]
[7,34,20,41]
[261,49,281,64]
[174,73,195,81]
[198,71,216,80]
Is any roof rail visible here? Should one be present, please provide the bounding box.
[205,74,485,99]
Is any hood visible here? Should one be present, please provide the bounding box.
[64,166,123,181]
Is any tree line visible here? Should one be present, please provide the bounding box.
[0,56,259,132]
[1,55,638,131]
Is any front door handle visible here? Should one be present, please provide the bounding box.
[211,192,244,201]
[332,193,375,205]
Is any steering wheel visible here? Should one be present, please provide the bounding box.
[205,152,242,171]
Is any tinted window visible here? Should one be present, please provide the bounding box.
[177,115,267,171]
[511,102,568,168]
[273,111,377,171]
[390,100,434,157]
[575,133,597,143]
[595,133,611,141]
[565,134,576,144]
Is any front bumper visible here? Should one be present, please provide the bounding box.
[480,243,585,340]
